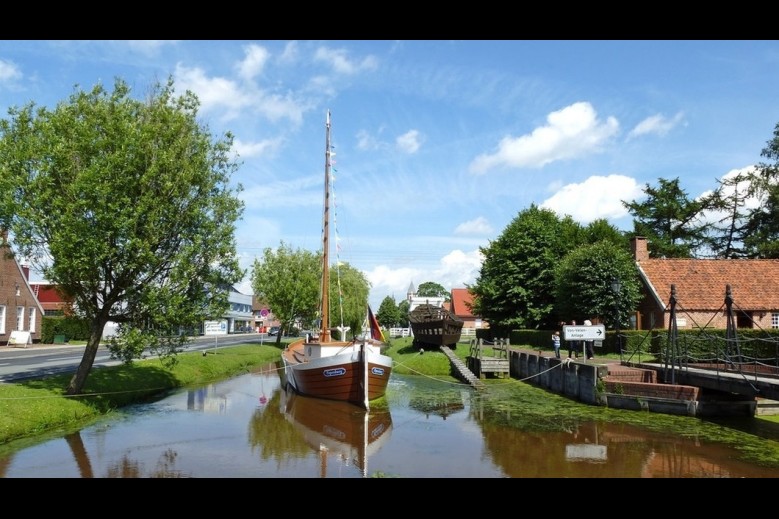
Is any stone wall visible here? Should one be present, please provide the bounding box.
[509,350,607,405]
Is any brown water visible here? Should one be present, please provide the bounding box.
[2,363,779,478]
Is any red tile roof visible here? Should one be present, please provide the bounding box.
[450,288,475,318]
[637,258,779,311]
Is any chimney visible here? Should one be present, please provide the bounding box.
[22,263,30,280]
[631,236,649,261]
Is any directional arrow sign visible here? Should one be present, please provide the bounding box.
[563,325,605,341]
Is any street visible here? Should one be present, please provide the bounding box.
[0,333,276,382]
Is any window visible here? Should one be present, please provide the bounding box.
[16,306,24,331]
[28,308,36,333]
[0,305,5,334]
[773,313,779,329]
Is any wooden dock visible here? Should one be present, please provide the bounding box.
[466,338,510,379]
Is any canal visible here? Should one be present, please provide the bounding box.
[2,362,779,477]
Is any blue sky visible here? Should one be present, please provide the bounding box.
[2,40,779,310]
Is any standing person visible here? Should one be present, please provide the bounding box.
[552,330,561,359]
[567,319,580,359]
[583,319,594,360]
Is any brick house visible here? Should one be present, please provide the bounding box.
[633,236,779,331]
[450,287,487,331]
[1,232,44,345]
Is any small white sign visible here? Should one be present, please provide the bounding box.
[204,320,228,335]
[563,325,606,341]
[9,330,31,348]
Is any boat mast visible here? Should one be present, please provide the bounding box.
[321,110,332,343]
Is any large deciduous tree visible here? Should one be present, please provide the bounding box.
[251,244,371,341]
[251,242,320,345]
[416,281,449,300]
[470,204,575,330]
[329,262,371,338]
[377,295,402,328]
[553,240,641,330]
[0,77,245,395]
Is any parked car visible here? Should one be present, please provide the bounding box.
[268,326,280,336]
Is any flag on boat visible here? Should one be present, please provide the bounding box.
[368,306,385,342]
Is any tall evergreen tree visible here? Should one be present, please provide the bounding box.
[700,170,753,258]
[623,177,712,258]
[743,122,779,258]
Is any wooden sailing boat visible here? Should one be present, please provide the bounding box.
[409,303,464,348]
[281,110,393,410]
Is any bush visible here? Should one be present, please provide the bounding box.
[41,316,91,343]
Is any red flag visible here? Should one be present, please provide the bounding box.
[368,306,384,341]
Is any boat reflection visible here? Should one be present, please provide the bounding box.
[281,389,393,477]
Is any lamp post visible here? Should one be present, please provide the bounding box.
[611,277,622,359]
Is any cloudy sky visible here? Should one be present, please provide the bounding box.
[1,40,778,309]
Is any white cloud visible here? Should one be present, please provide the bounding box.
[356,129,381,151]
[233,136,284,159]
[174,63,305,125]
[279,41,299,64]
[396,129,423,154]
[0,59,22,82]
[313,46,379,75]
[455,217,493,235]
[469,101,619,175]
[540,174,643,224]
[627,111,685,141]
[237,44,271,81]
[124,40,179,55]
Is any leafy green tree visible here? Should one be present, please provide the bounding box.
[329,262,371,339]
[623,177,712,258]
[377,296,402,328]
[553,240,641,330]
[583,218,629,250]
[0,77,245,395]
[470,204,577,330]
[397,299,410,327]
[251,242,320,346]
[416,281,450,301]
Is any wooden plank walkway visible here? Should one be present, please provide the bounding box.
[440,345,486,390]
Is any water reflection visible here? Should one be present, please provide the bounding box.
[280,391,392,477]
[1,362,779,478]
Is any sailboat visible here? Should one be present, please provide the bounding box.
[409,303,464,348]
[281,110,393,410]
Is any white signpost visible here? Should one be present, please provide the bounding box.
[563,325,606,341]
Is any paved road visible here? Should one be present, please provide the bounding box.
[0,333,280,382]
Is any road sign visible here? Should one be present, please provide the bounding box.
[563,325,605,341]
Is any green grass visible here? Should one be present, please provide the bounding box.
[0,342,287,446]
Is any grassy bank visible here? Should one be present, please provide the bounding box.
[0,336,458,446]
